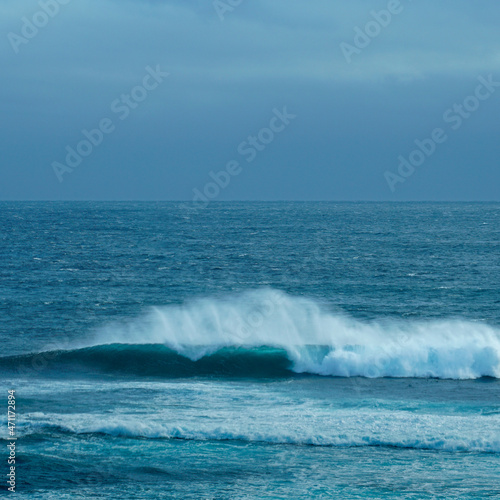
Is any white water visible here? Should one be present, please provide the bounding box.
[12,409,500,453]
[92,289,500,379]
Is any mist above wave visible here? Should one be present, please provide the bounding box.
[89,289,500,379]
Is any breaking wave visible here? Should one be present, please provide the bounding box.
[3,289,500,379]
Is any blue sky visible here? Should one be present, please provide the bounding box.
[1,0,499,200]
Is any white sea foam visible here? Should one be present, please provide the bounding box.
[90,289,500,379]
[13,410,500,453]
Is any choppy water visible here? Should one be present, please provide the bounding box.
[1,202,499,499]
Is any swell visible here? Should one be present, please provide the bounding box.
[1,344,294,378]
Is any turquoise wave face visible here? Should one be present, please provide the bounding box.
[1,344,294,378]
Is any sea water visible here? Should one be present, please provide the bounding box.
[0,202,499,499]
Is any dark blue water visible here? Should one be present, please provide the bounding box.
[1,202,499,499]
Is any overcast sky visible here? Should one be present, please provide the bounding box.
[1,0,499,201]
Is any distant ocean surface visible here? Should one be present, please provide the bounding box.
[1,202,499,499]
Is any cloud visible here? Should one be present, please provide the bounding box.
[1,0,499,200]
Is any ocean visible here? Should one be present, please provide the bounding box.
[1,202,499,499]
